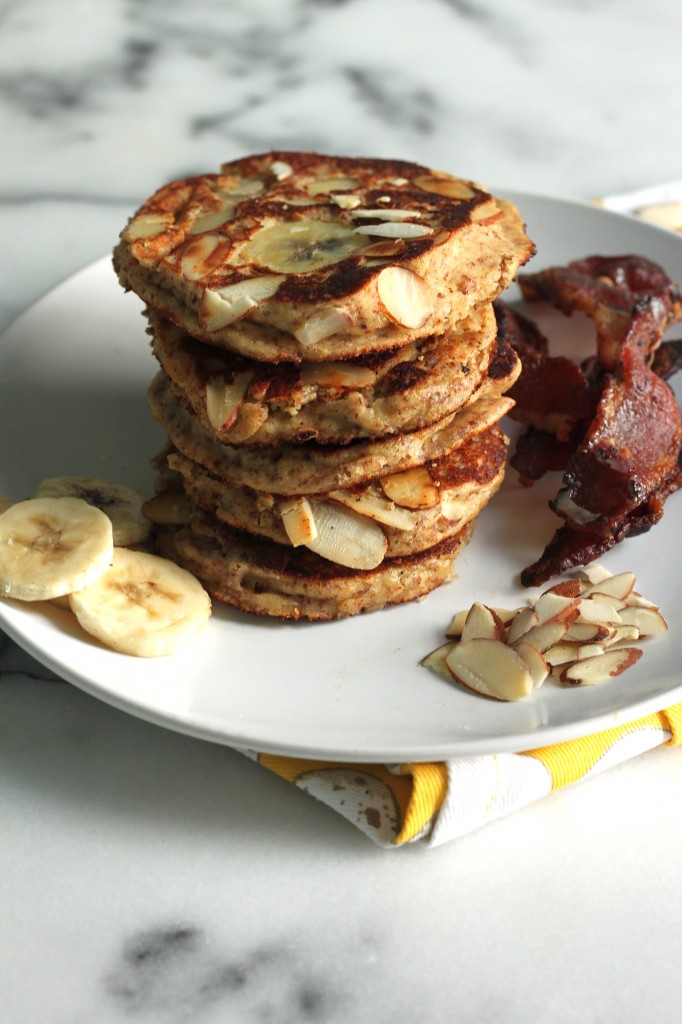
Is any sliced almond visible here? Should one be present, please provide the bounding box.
[294,308,353,348]
[581,571,636,602]
[585,592,628,612]
[470,203,504,225]
[326,489,415,531]
[541,578,583,599]
[142,493,194,527]
[533,591,580,625]
[205,371,253,431]
[610,624,640,643]
[461,603,507,643]
[440,493,478,524]
[301,361,376,390]
[559,647,642,686]
[506,606,540,645]
[305,500,387,570]
[270,160,293,180]
[379,466,439,510]
[513,640,549,687]
[445,608,469,639]
[576,598,622,625]
[564,621,616,644]
[188,205,236,234]
[517,619,568,653]
[625,592,659,610]
[421,641,457,678]
[351,208,424,222]
[329,193,362,210]
[544,641,584,667]
[359,239,406,258]
[376,266,434,329]
[308,176,359,195]
[576,563,613,586]
[123,212,174,241]
[199,276,284,331]
[446,639,534,702]
[413,175,475,200]
[280,497,318,547]
[355,222,433,239]
[617,606,668,636]
[181,234,222,280]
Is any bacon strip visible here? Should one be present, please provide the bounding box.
[503,255,682,586]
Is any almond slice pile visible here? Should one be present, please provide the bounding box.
[421,564,667,701]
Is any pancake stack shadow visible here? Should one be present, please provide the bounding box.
[113,152,534,620]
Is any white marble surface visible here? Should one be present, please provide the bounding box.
[2,1,682,1020]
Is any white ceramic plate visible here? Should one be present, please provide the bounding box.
[1,192,681,762]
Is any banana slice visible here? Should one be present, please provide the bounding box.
[68,547,212,657]
[35,476,151,546]
[241,219,369,273]
[0,497,114,601]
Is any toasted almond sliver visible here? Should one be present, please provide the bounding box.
[446,638,534,702]
[506,606,540,645]
[280,497,317,547]
[533,591,580,625]
[581,571,636,602]
[513,640,549,687]
[617,606,668,636]
[294,308,353,348]
[576,598,622,624]
[355,222,433,239]
[517,619,568,653]
[379,466,439,510]
[576,563,613,586]
[559,647,643,686]
[564,621,616,644]
[350,208,424,222]
[421,641,457,678]
[376,266,434,329]
[205,371,253,431]
[445,609,469,640]
[461,603,506,643]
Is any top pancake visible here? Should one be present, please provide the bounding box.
[113,151,534,362]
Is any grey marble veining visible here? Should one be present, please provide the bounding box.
[2,1,682,1021]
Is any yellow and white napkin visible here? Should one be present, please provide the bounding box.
[242,705,682,847]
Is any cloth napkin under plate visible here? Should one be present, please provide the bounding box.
[241,186,682,848]
[241,705,682,847]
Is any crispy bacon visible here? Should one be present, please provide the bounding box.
[503,254,682,586]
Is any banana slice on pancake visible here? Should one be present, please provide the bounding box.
[0,497,114,601]
[68,547,211,657]
[35,476,151,546]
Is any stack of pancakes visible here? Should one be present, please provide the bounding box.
[113,152,533,620]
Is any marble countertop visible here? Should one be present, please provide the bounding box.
[2,1,682,1020]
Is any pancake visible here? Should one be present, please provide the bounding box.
[160,424,507,561]
[147,304,499,445]
[163,518,476,621]
[113,151,534,362]
[147,369,515,496]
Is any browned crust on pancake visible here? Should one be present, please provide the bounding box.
[164,518,475,621]
[147,369,515,495]
[113,151,534,361]
[148,305,500,444]
[161,424,507,558]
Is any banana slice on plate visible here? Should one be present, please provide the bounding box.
[0,497,114,601]
[68,547,212,657]
[35,476,151,546]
